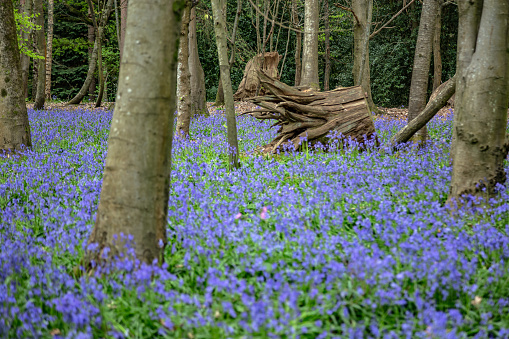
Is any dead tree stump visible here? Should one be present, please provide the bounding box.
[242,71,377,154]
[234,52,282,100]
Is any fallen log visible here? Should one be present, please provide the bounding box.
[390,74,456,147]
[242,71,377,154]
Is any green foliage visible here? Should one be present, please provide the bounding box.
[13,8,43,59]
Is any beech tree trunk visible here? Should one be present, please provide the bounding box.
[87,10,96,101]
[189,7,207,115]
[67,0,114,105]
[33,0,46,110]
[300,0,319,89]
[449,0,509,202]
[244,71,377,154]
[20,0,31,99]
[45,0,54,100]
[323,0,331,91]
[352,0,380,114]
[119,0,128,61]
[432,2,442,91]
[212,0,240,169]
[292,0,302,86]
[407,0,439,143]
[86,0,182,268]
[176,1,192,138]
[0,0,32,152]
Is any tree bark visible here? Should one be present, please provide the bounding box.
[449,0,509,202]
[300,0,319,89]
[86,0,182,268]
[212,0,240,169]
[67,0,114,105]
[432,2,442,91]
[292,0,301,86]
[0,0,32,152]
[352,0,380,114]
[20,0,31,99]
[391,74,455,147]
[176,2,192,137]
[407,0,439,143]
[33,0,46,110]
[45,0,54,100]
[323,0,330,91]
[119,0,128,61]
[189,7,207,115]
[234,52,281,100]
[87,9,96,101]
[94,25,105,108]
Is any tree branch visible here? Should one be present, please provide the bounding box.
[370,0,415,39]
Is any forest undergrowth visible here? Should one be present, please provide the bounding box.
[0,107,508,338]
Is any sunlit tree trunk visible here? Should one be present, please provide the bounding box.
[300,0,319,89]
[45,0,54,100]
[119,0,128,61]
[33,0,46,109]
[292,0,301,86]
[432,2,442,91]
[86,0,183,267]
[407,0,439,143]
[352,0,380,114]
[212,0,240,169]
[323,0,330,91]
[87,9,96,101]
[20,0,31,99]
[176,1,192,137]
[449,0,509,202]
[189,7,207,115]
[0,0,32,152]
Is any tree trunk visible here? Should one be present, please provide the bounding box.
[300,0,319,89]
[86,0,182,268]
[95,25,105,107]
[352,0,380,114]
[212,0,240,169]
[45,0,54,100]
[87,10,96,101]
[0,0,32,152]
[323,0,331,91]
[215,76,225,105]
[449,0,509,202]
[119,0,128,61]
[292,0,301,86]
[20,0,31,99]
[176,2,192,138]
[243,71,377,154]
[33,0,46,110]
[407,0,439,143]
[432,2,442,91]
[391,74,455,147]
[234,52,281,100]
[67,0,114,105]
[189,7,207,115]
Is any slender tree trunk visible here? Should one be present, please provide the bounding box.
[20,0,31,99]
[352,0,380,114]
[432,2,442,91]
[45,0,54,100]
[86,0,183,268]
[33,0,46,110]
[119,0,128,61]
[95,26,105,107]
[0,0,32,152]
[449,0,509,202]
[67,0,114,105]
[88,9,96,101]
[256,0,261,52]
[176,2,192,137]
[114,0,121,51]
[407,0,439,143]
[212,0,240,169]
[292,0,301,86]
[300,0,319,89]
[323,0,331,91]
[189,7,207,115]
